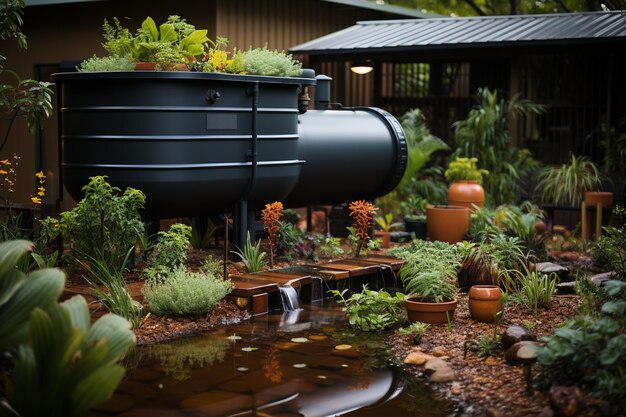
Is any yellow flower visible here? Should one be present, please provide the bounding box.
[13,154,20,160]
[0,160,8,165]
[31,196,42,205]
[35,171,46,180]
[0,170,7,175]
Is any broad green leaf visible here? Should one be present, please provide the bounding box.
[601,300,626,316]
[61,295,91,334]
[70,364,125,417]
[12,346,40,416]
[87,314,134,362]
[159,23,176,42]
[0,268,25,307]
[185,29,208,44]
[141,17,158,41]
[0,240,31,279]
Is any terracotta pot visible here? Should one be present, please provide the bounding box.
[426,205,470,243]
[448,180,484,211]
[374,231,391,248]
[404,295,458,324]
[468,285,503,323]
[584,191,613,207]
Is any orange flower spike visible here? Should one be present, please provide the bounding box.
[261,201,283,247]
[348,200,378,240]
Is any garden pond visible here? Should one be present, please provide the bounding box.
[91,302,454,417]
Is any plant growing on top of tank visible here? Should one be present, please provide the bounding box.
[77,54,135,72]
[242,46,302,77]
[262,201,283,268]
[349,200,377,257]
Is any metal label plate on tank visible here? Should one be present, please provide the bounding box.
[206,113,238,130]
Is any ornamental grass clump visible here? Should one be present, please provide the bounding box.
[262,201,283,268]
[349,200,378,257]
[143,268,232,316]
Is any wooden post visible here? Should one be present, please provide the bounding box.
[595,203,603,240]
[581,201,588,240]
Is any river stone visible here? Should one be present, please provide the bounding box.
[424,358,455,382]
[451,382,462,395]
[404,351,433,366]
[432,346,447,357]
[504,341,541,365]
[591,271,616,286]
[549,386,584,417]
[535,262,570,281]
[501,325,537,349]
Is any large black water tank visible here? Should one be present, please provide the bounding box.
[51,71,406,218]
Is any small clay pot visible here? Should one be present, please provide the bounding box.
[468,285,503,323]
[448,180,485,211]
[426,205,470,243]
[374,231,391,248]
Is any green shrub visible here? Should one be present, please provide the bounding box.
[201,253,225,279]
[59,176,145,269]
[593,206,626,279]
[77,54,135,72]
[143,269,232,316]
[242,46,302,77]
[319,236,345,259]
[329,285,405,331]
[397,321,430,343]
[142,223,191,281]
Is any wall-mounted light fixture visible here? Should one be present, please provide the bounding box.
[350,60,373,75]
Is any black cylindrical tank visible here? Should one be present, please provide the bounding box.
[51,71,315,218]
[285,108,407,207]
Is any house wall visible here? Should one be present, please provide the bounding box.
[0,0,404,210]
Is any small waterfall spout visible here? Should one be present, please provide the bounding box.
[279,285,301,312]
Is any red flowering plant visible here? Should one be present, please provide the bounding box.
[348,200,378,257]
[261,201,283,268]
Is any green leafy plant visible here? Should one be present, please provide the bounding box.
[329,285,405,331]
[201,253,225,280]
[392,240,460,303]
[231,231,267,273]
[534,154,602,207]
[593,206,626,279]
[444,157,488,183]
[242,46,302,77]
[452,87,545,205]
[77,54,134,72]
[319,236,345,259]
[0,240,135,416]
[59,175,145,270]
[374,212,402,232]
[79,250,142,328]
[142,268,232,316]
[397,321,430,344]
[142,223,191,282]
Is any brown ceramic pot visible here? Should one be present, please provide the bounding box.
[426,205,470,243]
[584,191,613,207]
[468,285,503,323]
[404,295,458,324]
[448,180,485,211]
[374,231,391,248]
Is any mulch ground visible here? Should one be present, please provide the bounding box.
[62,243,612,417]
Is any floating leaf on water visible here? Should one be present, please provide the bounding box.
[317,375,328,379]
[292,363,307,368]
[291,337,309,343]
[236,367,249,372]
[241,347,259,352]
[227,334,242,342]
[341,364,349,368]
[335,344,352,350]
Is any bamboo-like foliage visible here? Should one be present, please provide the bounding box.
[534,154,602,207]
[452,88,545,206]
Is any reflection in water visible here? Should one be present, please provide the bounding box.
[92,303,454,417]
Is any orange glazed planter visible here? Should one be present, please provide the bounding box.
[584,191,613,207]
[426,205,470,243]
[468,285,503,323]
[448,180,484,211]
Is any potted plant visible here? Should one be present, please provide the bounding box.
[101,15,209,71]
[374,212,402,248]
[444,156,488,211]
[534,154,604,207]
[426,205,470,244]
[400,196,427,239]
[392,240,461,324]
